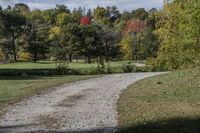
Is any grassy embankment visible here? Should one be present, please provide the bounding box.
[0,75,97,116]
[118,68,200,133]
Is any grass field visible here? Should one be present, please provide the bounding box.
[0,60,147,76]
[117,68,200,133]
[0,75,97,115]
[0,61,132,69]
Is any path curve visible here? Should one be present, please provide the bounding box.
[0,73,164,133]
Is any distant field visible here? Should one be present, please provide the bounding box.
[117,68,200,133]
[0,75,97,115]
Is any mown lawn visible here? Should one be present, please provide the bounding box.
[0,61,132,70]
[0,60,147,76]
[117,68,200,133]
[0,75,97,115]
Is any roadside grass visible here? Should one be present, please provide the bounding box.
[0,75,97,116]
[117,68,200,133]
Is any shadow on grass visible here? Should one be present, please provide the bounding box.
[36,61,56,64]
[0,69,58,77]
[118,117,200,133]
[1,117,200,133]
[0,76,45,80]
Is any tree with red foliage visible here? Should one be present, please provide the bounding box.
[123,19,147,36]
[80,16,91,25]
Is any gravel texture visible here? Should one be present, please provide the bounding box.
[0,73,164,133]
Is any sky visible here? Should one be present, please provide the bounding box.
[0,0,163,12]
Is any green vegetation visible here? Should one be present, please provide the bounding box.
[0,3,159,68]
[150,0,200,70]
[1,0,199,71]
[0,61,147,76]
[0,75,96,114]
[0,61,134,69]
[117,68,200,133]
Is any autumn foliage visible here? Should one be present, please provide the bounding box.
[80,16,91,25]
[123,19,147,36]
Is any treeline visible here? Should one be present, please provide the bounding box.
[0,4,159,64]
[1,0,199,71]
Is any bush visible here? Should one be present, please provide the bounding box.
[18,51,32,61]
[122,62,136,73]
[56,63,68,75]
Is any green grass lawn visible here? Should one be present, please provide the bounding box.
[0,60,146,76]
[117,68,200,133]
[0,75,97,115]
[0,61,131,69]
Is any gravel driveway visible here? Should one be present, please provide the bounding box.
[0,73,163,133]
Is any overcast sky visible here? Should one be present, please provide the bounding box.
[0,0,163,11]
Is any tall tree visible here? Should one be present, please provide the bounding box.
[131,8,148,20]
[93,6,110,26]
[150,0,200,70]
[24,9,49,62]
[0,8,26,61]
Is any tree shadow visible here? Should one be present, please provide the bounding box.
[1,117,200,133]
[0,76,43,80]
[0,69,57,78]
[118,117,200,133]
[36,62,55,64]
[0,124,34,129]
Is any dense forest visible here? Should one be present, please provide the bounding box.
[0,0,199,70]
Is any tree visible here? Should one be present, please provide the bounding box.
[43,4,70,25]
[107,6,121,23]
[150,0,200,70]
[132,28,159,60]
[131,8,148,20]
[121,11,131,20]
[80,16,91,25]
[0,8,26,61]
[24,9,49,62]
[56,12,72,26]
[14,3,30,16]
[123,19,147,36]
[93,6,110,26]
[99,25,120,62]
[80,24,104,63]
[120,35,133,60]
[72,7,83,24]
[49,24,81,62]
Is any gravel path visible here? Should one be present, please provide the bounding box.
[0,73,164,133]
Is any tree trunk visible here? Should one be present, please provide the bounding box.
[33,52,37,63]
[104,40,109,63]
[12,31,17,62]
[69,54,72,62]
[87,56,91,64]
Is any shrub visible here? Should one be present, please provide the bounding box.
[18,51,32,61]
[122,62,136,73]
[56,63,69,75]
